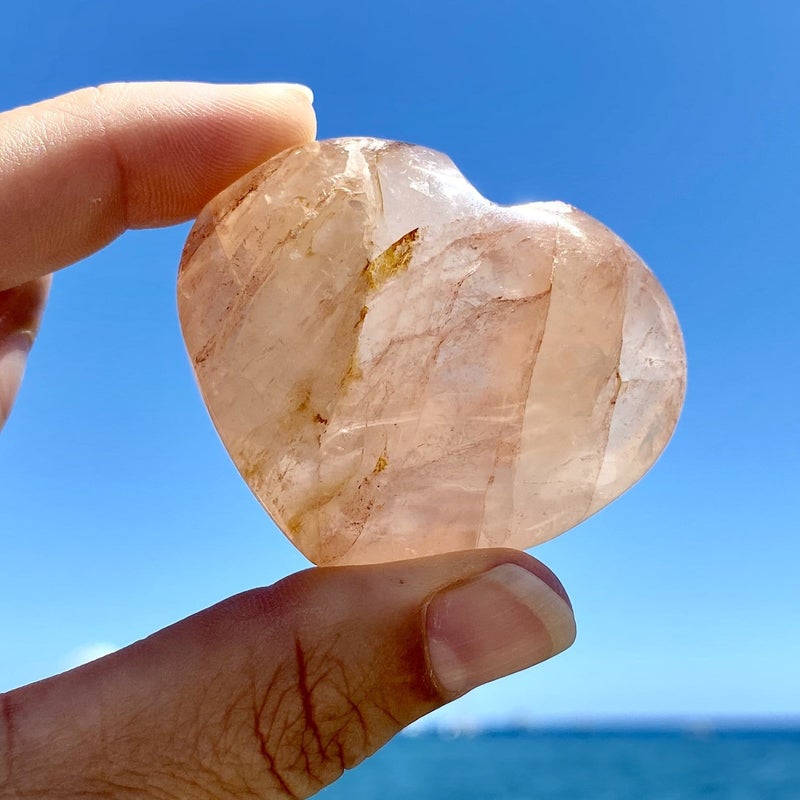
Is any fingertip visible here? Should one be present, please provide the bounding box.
[495,548,573,610]
[102,81,319,227]
[0,82,318,287]
[265,82,315,107]
[209,81,317,145]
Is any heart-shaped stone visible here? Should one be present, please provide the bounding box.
[178,138,686,566]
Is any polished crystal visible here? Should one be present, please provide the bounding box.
[178,138,686,565]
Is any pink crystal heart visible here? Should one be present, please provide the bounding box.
[178,138,686,566]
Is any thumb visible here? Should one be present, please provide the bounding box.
[3,549,575,799]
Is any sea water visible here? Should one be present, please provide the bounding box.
[318,728,800,799]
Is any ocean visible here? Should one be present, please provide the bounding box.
[318,728,800,799]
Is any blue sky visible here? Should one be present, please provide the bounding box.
[1,0,798,727]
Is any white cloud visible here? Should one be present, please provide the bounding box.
[64,642,118,670]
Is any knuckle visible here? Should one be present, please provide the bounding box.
[234,637,391,799]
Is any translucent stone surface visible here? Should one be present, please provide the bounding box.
[178,138,686,566]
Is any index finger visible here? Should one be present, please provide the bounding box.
[0,82,316,291]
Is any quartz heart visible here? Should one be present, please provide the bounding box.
[178,138,686,566]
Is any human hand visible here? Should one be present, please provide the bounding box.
[0,83,576,799]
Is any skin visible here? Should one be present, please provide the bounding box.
[0,83,576,800]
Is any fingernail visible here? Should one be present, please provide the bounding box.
[0,331,33,379]
[426,563,576,695]
[271,83,314,105]
[0,331,33,419]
